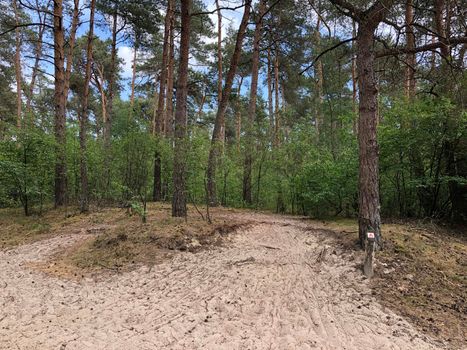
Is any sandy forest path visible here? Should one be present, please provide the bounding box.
[0,212,444,350]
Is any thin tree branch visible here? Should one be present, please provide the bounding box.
[376,36,467,57]
[0,22,54,36]
[191,3,246,16]
[300,37,355,74]
[307,0,332,37]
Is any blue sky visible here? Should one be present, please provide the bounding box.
[23,0,395,100]
[76,0,246,99]
[20,0,244,99]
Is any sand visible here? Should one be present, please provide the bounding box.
[0,212,444,349]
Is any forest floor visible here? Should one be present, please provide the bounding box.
[0,204,465,349]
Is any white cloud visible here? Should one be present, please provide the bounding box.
[117,46,134,79]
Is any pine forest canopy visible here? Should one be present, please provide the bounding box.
[0,0,465,250]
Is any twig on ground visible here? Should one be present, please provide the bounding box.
[259,244,281,250]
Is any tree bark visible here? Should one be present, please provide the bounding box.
[78,0,95,213]
[53,0,67,207]
[206,0,251,206]
[273,51,280,147]
[13,0,22,129]
[103,8,118,196]
[235,76,244,152]
[404,0,416,99]
[328,0,395,248]
[130,40,138,118]
[26,6,47,118]
[434,0,449,58]
[267,47,274,137]
[314,18,324,137]
[215,0,224,142]
[152,76,159,135]
[154,0,174,135]
[93,65,107,132]
[351,20,357,133]
[64,0,80,108]
[165,10,175,137]
[243,0,266,205]
[357,26,381,247]
[172,0,191,217]
[153,0,174,202]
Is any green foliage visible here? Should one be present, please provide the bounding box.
[379,98,466,219]
[1,0,465,225]
[0,128,54,215]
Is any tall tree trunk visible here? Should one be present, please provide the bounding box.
[26,2,48,119]
[206,0,252,206]
[356,27,381,248]
[405,0,416,99]
[64,0,80,108]
[53,0,67,207]
[165,11,175,137]
[78,0,95,213]
[267,48,274,137]
[153,0,174,201]
[235,76,244,152]
[273,51,280,147]
[172,0,191,217]
[103,8,118,196]
[215,0,224,142]
[328,0,395,249]
[434,0,449,58]
[243,0,266,205]
[130,40,138,117]
[154,0,174,135]
[314,18,324,137]
[13,0,22,129]
[351,20,358,133]
[93,65,107,132]
[152,76,159,135]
